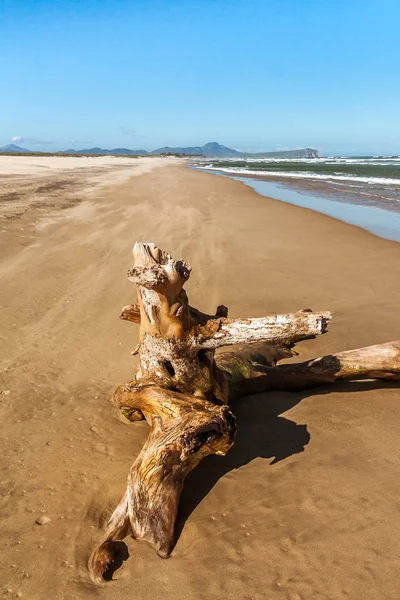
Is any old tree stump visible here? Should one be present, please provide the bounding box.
[90,242,400,582]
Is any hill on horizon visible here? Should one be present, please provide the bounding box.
[61,147,148,156]
[150,142,241,157]
[0,144,33,153]
[0,141,322,158]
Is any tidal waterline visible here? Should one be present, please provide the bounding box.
[199,169,400,243]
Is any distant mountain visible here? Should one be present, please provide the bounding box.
[151,142,321,158]
[109,148,148,155]
[0,144,32,153]
[0,141,322,158]
[151,142,241,157]
[60,147,148,155]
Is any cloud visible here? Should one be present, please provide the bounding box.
[121,126,136,138]
[10,135,55,145]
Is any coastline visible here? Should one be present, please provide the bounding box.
[1,159,400,600]
[196,167,400,243]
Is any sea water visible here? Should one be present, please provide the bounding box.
[195,157,400,242]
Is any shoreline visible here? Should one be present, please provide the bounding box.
[195,156,400,215]
[195,167,400,243]
[1,160,400,600]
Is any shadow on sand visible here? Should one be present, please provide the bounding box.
[175,379,399,547]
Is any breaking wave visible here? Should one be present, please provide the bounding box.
[200,166,400,186]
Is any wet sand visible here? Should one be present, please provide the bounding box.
[1,158,400,600]
[221,174,400,242]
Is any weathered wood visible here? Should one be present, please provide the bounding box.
[217,340,400,398]
[90,242,332,581]
[120,302,141,324]
[120,300,330,347]
[120,301,229,325]
[90,241,399,584]
[126,242,331,401]
[90,385,236,582]
[197,309,331,348]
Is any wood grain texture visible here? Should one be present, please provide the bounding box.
[90,242,399,584]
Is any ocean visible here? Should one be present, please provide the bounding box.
[194,157,400,242]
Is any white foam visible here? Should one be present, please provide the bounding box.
[197,157,400,167]
[199,166,400,186]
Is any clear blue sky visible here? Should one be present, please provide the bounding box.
[1,0,399,156]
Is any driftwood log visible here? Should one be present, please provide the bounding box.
[90,242,400,582]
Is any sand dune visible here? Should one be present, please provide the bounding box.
[1,157,400,600]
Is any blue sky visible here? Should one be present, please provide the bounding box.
[1,0,399,156]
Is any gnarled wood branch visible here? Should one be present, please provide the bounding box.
[124,242,331,400]
[194,309,331,348]
[90,385,236,582]
[90,241,399,584]
[217,340,400,398]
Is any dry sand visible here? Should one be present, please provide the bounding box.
[1,157,400,600]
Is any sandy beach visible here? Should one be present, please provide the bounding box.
[1,156,400,600]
